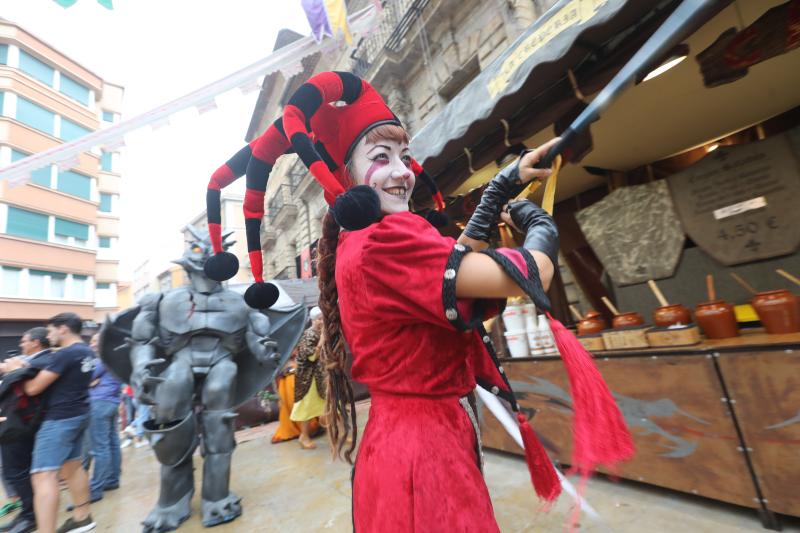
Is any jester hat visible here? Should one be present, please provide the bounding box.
[204,71,446,309]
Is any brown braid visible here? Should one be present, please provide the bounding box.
[317,210,358,463]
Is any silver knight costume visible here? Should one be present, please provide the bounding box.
[99,227,305,532]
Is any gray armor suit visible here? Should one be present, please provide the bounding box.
[99,228,305,532]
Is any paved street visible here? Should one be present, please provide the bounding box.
[66,401,799,532]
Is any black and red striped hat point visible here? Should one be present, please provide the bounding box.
[204,71,446,308]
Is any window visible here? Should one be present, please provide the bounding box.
[29,270,67,299]
[54,217,89,245]
[100,151,113,172]
[0,45,7,65]
[11,149,50,187]
[57,170,91,199]
[59,75,90,106]
[19,50,54,86]
[95,282,116,307]
[60,118,91,142]
[28,270,46,298]
[72,275,87,300]
[102,111,114,122]
[6,207,48,241]
[50,272,66,298]
[98,236,111,248]
[0,92,4,116]
[15,97,55,135]
[99,193,112,212]
[1,267,21,296]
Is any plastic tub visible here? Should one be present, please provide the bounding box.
[504,329,529,358]
[502,306,525,332]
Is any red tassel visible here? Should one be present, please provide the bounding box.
[517,411,561,502]
[547,315,635,476]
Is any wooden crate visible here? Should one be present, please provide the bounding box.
[479,356,760,508]
[601,327,650,350]
[646,325,701,347]
[717,351,800,517]
[577,334,606,352]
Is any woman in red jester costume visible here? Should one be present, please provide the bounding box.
[204,71,633,532]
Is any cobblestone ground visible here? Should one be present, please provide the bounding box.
[60,401,799,532]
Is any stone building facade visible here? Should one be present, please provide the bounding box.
[247,0,558,280]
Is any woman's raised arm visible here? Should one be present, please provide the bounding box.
[455,249,554,299]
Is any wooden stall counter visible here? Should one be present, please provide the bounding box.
[481,330,800,529]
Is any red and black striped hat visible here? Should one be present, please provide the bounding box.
[204,71,446,309]
[282,71,446,227]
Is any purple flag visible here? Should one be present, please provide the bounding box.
[302,0,333,43]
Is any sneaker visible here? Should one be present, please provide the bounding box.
[0,500,21,518]
[56,515,95,533]
[134,438,148,449]
[119,438,132,449]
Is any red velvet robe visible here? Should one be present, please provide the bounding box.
[337,211,509,532]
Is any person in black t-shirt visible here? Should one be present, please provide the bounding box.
[6,314,97,533]
[0,327,53,533]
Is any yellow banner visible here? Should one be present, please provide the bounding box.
[487,0,608,98]
[324,0,353,45]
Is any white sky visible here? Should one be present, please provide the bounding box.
[2,0,311,280]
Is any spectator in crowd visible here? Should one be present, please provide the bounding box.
[118,386,135,449]
[129,398,149,449]
[0,470,20,520]
[0,328,53,533]
[290,308,326,449]
[5,313,96,533]
[87,334,121,503]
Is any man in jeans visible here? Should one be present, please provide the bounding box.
[87,334,120,503]
[0,327,54,533]
[7,313,96,533]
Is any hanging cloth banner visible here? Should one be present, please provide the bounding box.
[302,0,353,44]
[302,0,333,43]
[667,128,800,266]
[696,0,800,88]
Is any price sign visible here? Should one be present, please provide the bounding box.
[667,131,800,265]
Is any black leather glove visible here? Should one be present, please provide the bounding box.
[507,200,559,269]
[462,154,531,242]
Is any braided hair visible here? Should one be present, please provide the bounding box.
[317,211,358,463]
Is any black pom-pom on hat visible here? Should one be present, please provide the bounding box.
[332,185,382,231]
[425,209,449,228]
[244,282,280,309]
[204,252,240,282]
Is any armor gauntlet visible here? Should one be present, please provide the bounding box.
[462,153,531,243]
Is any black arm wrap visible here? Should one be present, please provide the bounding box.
[441,242,485,332]
[462,156,529,243]
[507,200,560,270]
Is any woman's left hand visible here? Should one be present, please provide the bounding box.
[517,138,560,184]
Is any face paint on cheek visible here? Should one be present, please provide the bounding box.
[364,160,385,187]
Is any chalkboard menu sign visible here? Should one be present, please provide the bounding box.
[667,131,800,265]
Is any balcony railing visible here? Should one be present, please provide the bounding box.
[350,0,430,78]
[268,183,299,230]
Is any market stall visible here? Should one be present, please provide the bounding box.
[478,331,799,529]
[405,0,800,529]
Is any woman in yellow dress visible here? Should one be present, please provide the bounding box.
[290,307,326,449]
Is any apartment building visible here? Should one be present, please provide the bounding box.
[0,18,123,352]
